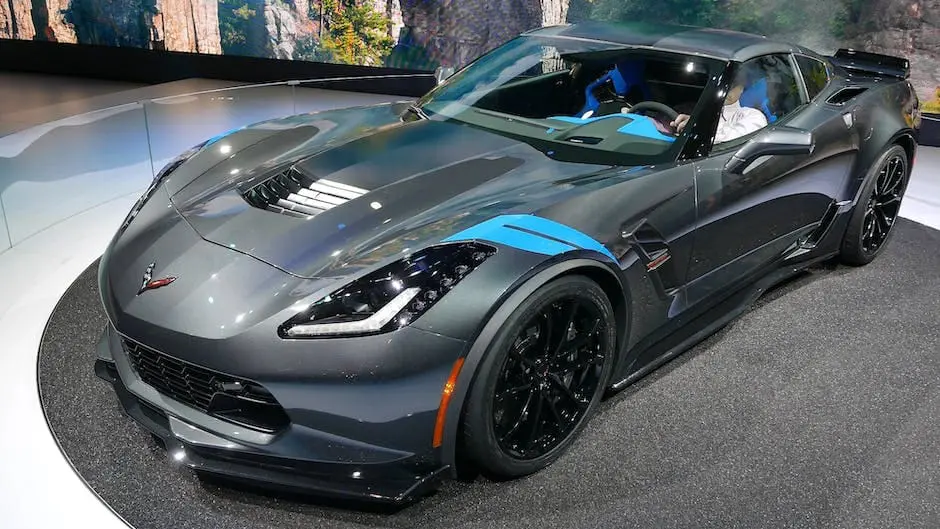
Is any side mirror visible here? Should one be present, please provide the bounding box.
[434,66,456,85]
[724,127,815,175]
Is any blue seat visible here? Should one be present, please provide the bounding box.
[739,78,777,124]
[578,60,652,117]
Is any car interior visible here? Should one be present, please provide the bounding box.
[471,49,712,131]
[468,48,807,144]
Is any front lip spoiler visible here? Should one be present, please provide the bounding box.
[94,337,449,505]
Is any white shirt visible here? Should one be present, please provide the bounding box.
[714,101,768,144]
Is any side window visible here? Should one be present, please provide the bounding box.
[737,54,803,121]
[712,54,803,146]
[795,55,829,100]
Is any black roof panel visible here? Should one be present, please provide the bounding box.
[529,22,798,61]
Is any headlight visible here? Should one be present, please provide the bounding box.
[119,141,208,233]
[279,243,497,338]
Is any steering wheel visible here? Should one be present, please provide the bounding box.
[627,101,680,121]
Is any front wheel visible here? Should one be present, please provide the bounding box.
[461,275,616,478]
[840,145,910,266]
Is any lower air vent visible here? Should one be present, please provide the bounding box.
[123,339,290,433]
[243,167,368,219]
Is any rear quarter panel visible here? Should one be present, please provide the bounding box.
[832,77,918,201]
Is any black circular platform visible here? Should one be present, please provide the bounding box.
[40,218,940,529]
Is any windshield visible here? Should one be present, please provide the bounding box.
[415,35,723,165]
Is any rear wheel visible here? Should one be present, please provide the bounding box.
[461,275,616,478]
[840,145,909,266]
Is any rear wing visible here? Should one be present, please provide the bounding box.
[829,49,911,79]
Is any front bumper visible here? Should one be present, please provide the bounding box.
[94,325,450,504]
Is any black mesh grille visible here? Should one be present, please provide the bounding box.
[122,339,286,432]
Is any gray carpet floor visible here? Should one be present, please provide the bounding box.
[38,218,940,529]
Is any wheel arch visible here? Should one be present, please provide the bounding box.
[892,131,917,166]
[439,256,630,473]
[847,131,915,207]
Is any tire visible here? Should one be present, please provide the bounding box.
[840,145,910,266]
[461,275,617,478]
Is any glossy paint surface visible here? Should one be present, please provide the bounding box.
[97,25,920,502]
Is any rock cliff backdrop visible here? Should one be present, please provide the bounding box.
[1,0,938,101]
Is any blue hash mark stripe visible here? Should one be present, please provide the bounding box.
[442,214,617,262]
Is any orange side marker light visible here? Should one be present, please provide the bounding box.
[432,357,465,448]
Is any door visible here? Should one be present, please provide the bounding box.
[684,53,844,306]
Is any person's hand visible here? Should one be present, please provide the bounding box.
[670,114,691,133]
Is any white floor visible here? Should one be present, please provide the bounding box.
[0,81,400,529]
[0,81,937,528]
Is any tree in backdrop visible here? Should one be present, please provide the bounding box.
[924,87,940,114]
[319,0,394,66]
[575,0,858,52]
[584,0,721,27]
[64,0,158,48]
[218,0,258,57]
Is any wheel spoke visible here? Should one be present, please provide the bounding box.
[544,394,567,429]
[876,195,900,208]
[875,208,890,235]
[548,374,588,409]
[562,299,580,334]
[509,348,537,370]
[540,311,555,356]
[523,394,544,450]
[552,317,600,362]
[875,163,889,195]
[883,172,901,196]
[497,382,534,401]
[498,388,537,443]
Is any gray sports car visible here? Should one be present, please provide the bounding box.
[94,22,920,503]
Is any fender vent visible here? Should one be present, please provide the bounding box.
[826,86,868,105]
[242,167,368,219]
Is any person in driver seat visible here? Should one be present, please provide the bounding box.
[671,70,768,143]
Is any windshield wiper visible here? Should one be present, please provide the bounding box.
[406,104,429,120]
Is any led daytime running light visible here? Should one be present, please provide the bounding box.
[286,288,420,337]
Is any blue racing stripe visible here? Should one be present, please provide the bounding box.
[505,215,618,262]
[442,215,577,256]
[443,214,616,262]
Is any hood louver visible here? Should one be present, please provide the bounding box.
[242,167,368,219]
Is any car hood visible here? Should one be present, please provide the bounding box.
[168,104,624,279]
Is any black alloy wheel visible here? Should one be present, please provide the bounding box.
[492,297,606,459]
[861,153,906,254]
[462,275,616,478]
[841,145,910,265]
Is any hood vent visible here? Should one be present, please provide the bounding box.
[242,167,369,219]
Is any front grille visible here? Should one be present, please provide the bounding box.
[242,166,368,219]
[122,339,289,432]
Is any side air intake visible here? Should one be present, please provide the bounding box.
[826,86,868,105]
[242,167,368,219]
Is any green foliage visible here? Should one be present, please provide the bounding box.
[219,0,258,56]
[587,0,720,26]
[923,87,940,114]
[566,0,596,23]
[320,0,393,66]
[582,0,859,47]
[294,34,334,62]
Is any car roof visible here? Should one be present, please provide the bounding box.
[527,21,805,62]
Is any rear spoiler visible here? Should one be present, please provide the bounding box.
[829,48,911,79]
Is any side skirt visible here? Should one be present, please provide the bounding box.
[606,250,838,394]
